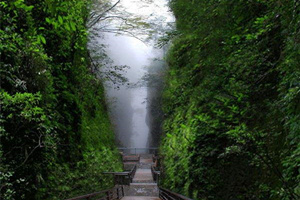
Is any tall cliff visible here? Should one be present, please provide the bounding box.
[160,0,300,199]
[0,1,122,199]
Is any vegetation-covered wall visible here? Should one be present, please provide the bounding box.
[0,0,122,199]
[160,0,299,199]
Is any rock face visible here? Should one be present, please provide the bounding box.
[123,154,159,198]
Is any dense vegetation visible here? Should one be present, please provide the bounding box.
[160,0,299,199]
[0,0,122,199]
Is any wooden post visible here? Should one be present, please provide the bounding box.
[117,187,119,199]
[159,188,161,198]
[106,191,110,200]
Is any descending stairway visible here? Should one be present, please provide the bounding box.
[66,151,192,200]
[123,154,160,200]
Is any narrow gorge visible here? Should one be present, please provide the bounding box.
[1,0,299,200]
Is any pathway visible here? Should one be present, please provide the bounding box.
[122,154,159,200]
[66,152,191,200]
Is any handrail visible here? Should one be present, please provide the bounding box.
[151,165,160,185]
[130,164,137,180]
[103,165,137,185]
[152,154,158,162]
[118,147,158,155]
[159,187,193,200]
[65,185,124,200]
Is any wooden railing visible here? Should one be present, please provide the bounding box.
[104,165,137,185]
[151,165,160,185]
[118,147,158,155]
[65,185,124,200]
[122,155,140,162]
[152,154,158,162]
[159,187,193,200]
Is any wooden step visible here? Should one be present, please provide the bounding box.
[133,169,154,183]
[123,155,140,162]
[124,184,159,196]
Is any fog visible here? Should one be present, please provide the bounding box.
[90,0,174,148]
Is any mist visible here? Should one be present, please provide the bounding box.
[90,0,174,148]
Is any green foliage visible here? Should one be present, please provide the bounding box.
[160,0,300,199]
[0,92,51,199]
[1,0,122,199]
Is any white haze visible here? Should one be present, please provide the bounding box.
[92,0,174,148]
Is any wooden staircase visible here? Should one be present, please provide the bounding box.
[65,150,192,200]
[123,154,159,199]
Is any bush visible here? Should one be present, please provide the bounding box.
[160,0,300,199]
